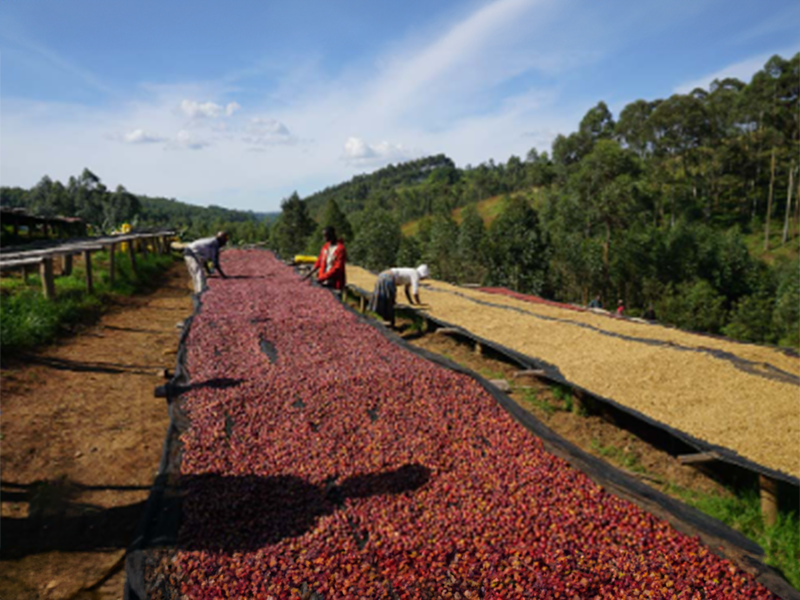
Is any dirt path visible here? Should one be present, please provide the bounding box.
[1,263,193,600]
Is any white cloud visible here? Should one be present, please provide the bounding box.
[180,99,240,119]
[243,117,296,146]
[356,0,561,125]
[122,129,164,144]
[673,53,772,94]
[342,136,417,167]
[172,129,209,150]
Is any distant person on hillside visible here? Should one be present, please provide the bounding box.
[588,295,603,309]
[304,226,347,294]
[368,264,430,328]
[184,231,229,294]
[616,299,625,317]
[643,304,657,321]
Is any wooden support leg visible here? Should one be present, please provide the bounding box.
[141,238,149,257]
[108,243,116,285]
[760,474,778,527]
[83,250,93,294]
[128,240,137,273]
[474,341,483,356]
[62,254,73,276]
[40,258,55,299]
[359,295,366,313]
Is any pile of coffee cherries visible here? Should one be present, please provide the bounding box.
[165,251,774,599]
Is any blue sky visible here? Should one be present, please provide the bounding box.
[1,0,798,213]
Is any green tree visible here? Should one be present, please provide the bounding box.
[457,203,486,284]
[321,198,353,242]
[571,139,641,283]
[722,294,776,344]
[658,280,727,333]
[271,192,316,259]
[103,185,140,230]
[616,99,657,159]
[484,196,549,295]
[422,214,460,281]
[525,149,555,188]
[396,235,422,267]
[579,101,615,142]
[350,205,401,271]
[772,257,800,349]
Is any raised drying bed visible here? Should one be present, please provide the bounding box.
[346,266,799,486]
[125,251,794,599]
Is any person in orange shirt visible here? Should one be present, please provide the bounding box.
[305,226,346,294]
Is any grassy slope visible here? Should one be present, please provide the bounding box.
[400,190,539,237]
[0,250,176,356]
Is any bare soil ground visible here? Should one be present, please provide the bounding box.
[1,263,193,600]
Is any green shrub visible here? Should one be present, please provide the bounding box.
[722,294,777,344]
[0,252,175,357]
[657,279,728,334]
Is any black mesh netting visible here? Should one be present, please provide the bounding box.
[123,268,798,600]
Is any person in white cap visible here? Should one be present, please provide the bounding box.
[183,231,229,294]
[368,264,430,328]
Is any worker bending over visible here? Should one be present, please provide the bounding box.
[305,226,347,293]
[369,264,429,328]
[184,231,228,294]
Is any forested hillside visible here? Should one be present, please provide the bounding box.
[270,53,799,350]
[0,168,276,244]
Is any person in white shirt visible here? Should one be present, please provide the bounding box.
[368,264,429,327]
[183,231,229,294]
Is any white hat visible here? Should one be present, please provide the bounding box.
[417,264,430,279]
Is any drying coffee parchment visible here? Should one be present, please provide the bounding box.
[347,266,800,480]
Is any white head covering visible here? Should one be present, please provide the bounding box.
[417,264,430,279]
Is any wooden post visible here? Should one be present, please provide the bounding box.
[677,451,720,465]
[474,341,483,356]
[62,254,73,276]
[359,295,366,313]
[140,237,149,257]
[128,239,137,273]
[83,250,93,294]
[759,474,778,527]
[108,243,116,285]
[39,258,55,299]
